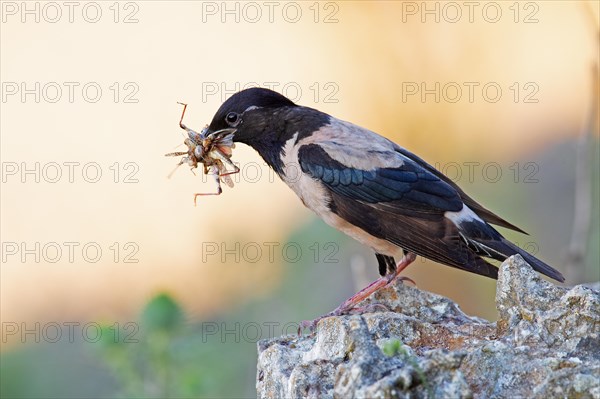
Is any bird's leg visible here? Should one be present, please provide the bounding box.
[390,253,417,286]
[298,252,417,335]
[335,252,416,313]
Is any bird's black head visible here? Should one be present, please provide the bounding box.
[207,87,296,145]
[206,87,330,174]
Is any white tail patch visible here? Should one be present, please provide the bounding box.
[444,205,483,227]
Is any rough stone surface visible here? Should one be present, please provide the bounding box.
[256,255,600,398]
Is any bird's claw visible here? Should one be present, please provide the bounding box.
[396,275,417,286]
[348,303,391,314]
[297,303,391,336]
[297,319,320,336]
[297,308,340,336]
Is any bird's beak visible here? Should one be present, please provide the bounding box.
[202,126,237,141]
[202,127,237,157]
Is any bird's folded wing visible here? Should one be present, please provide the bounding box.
[297,142,499,278]
[304,118,526,233]
[393,146,527,234]
[297,143,463,215]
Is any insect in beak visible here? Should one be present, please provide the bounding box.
[165,102,240,205]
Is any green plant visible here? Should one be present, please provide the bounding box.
[95,292,200,398]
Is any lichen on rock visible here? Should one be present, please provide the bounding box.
[256,255,600,398]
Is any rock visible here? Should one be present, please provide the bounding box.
[256,256,600,398]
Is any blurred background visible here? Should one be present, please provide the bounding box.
[1,1,599,397]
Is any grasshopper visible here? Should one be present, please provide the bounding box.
[166,102,239,205]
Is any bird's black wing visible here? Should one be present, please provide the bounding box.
[393,146,527,234]
[298,144,463,213]
[298,143,500,278]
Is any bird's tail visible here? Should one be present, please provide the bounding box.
[483,239,565,282]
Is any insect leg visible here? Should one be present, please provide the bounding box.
[177,102,188,129]
[219,162,240,177]
[211,149,240,177]
[193,165,222,206]
[177,102,199,139]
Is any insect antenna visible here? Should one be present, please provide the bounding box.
[164,151,188,157]
[167,160,185,179]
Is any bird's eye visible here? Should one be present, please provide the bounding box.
[225,112,240,126]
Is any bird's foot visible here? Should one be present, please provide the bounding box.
[347,303,391,314]
[297,315,330,336]
[297,253,417,336]
[297,302,391,336]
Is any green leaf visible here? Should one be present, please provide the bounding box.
[382,338,402,356]
[141,293,184,333]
